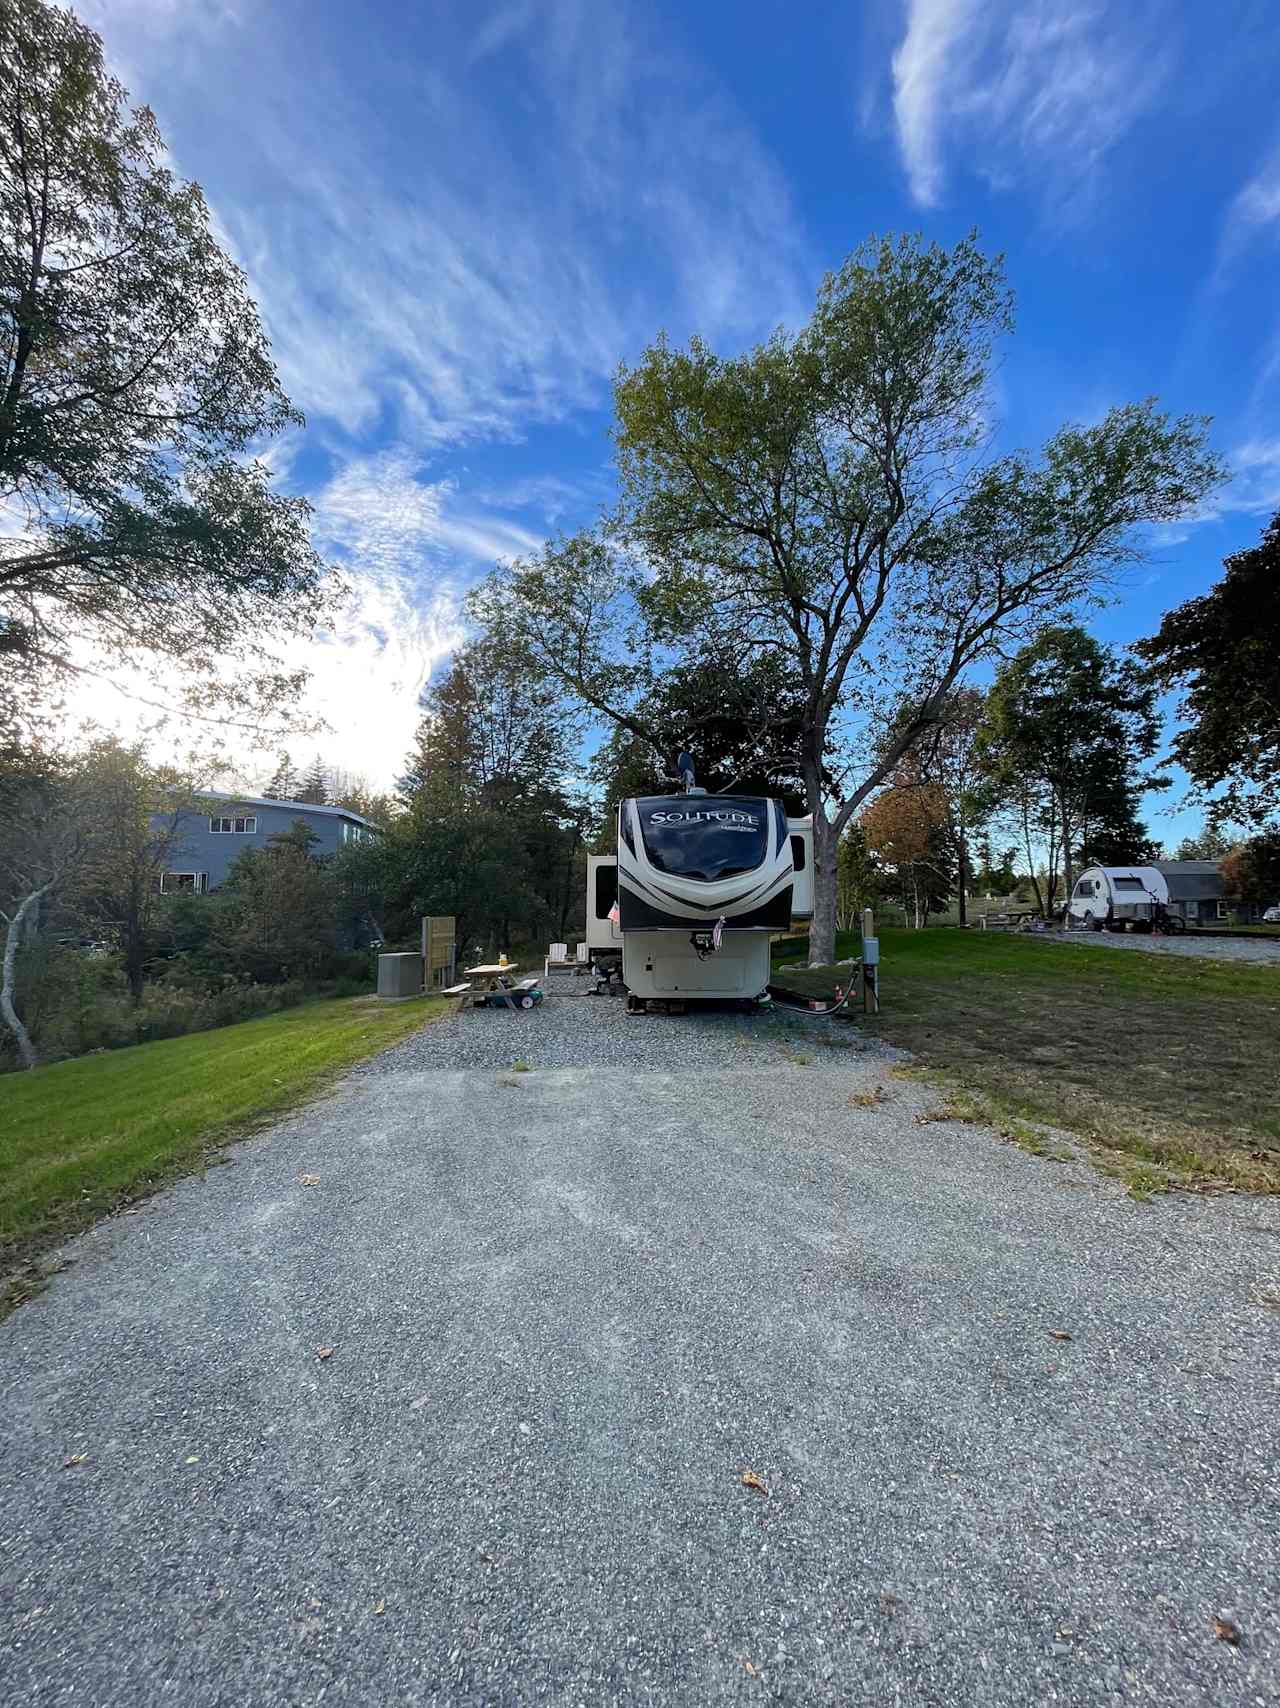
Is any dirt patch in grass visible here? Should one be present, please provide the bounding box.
[774,930,1280,1195]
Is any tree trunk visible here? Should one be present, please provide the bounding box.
[809,812,838,965]
[1060,796,1074,910]
[2,885,50,1070]
[1020,798,1045,916]
[956,822,969,926]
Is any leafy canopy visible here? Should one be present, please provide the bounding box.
[1136,510,1280,828]
[0,0,329,727]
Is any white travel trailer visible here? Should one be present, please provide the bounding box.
[585,760,813,1010]
[1067,861,1225,932]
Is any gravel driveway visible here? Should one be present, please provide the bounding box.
[3,983,1279,1707]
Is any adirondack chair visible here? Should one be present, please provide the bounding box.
[544,941,571,975]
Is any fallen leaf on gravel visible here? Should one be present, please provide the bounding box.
[1048,1330,1073,1342]
[372,1601,385,1616]
[298,1174,320,1186]
[185,1455,200,1465]
[739,1470,768,1495]
[316,1346,335,1361]
[1045,1363,1058,1374]
[1213,1616,1242,1645]
[742,1659,759,1677]
[62,1454,88,1468]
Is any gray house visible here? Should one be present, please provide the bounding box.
[158,792,379,894]
[1152,860,1228,924]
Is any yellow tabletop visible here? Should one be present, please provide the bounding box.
[462,963,519,978]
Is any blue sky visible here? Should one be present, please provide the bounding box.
[81,0,1280,837]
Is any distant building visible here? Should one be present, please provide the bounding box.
[1151,860,1228,925]
[156,792,379,894]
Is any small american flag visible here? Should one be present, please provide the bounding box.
[608,902,620,925]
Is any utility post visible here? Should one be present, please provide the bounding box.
[861,907,880,1015]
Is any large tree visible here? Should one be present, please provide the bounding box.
[0,0,329,730]
[1136,510,1280,828]
[474,233,1222,961]
[976,625,1164,907]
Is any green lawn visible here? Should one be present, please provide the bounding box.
[1,994,446,1299]
[773,929,1280,1192]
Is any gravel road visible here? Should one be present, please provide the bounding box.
[1046,929,1280,965]
[3,982,1279,1707]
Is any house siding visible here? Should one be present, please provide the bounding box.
[157,797,376,890]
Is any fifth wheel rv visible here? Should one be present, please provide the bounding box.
[585,754,813,1011]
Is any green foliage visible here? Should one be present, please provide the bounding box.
[1221,831,1280,908]
[1137,510,1280,827]
[206,820,341,984]
[0,0,327,725]
[977,625,1163,903]
[1174,825,1234,861]
[835,824,882,928]
[385,643,591,949]
[0,937,318,1071]
[590,650,821,827]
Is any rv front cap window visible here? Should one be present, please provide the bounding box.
[1113,877,1145,891]
[637,795,769,881]
[1074,879,1093,897]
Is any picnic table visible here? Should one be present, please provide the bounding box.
[459,962,520,1004]
[977,908,1048,931]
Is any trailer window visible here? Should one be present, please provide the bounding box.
[790,834,806,872]
[636,796,768,882]
[1113,878,1145,891]
[593,864,617,919]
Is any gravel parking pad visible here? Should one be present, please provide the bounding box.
[3,984,1278,1707]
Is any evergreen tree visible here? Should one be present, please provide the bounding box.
[298,755,329,806]
[262,752,298,800]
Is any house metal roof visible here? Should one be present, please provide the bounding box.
[1153,860,1225,901]
[198,790,380,830]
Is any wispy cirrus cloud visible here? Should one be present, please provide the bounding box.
[1218,138,1280,267]
[886,0,1170,213]
[107,0,813,450]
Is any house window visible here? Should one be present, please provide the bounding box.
[210,815,257,834]
[1217,900,1228,921]
[161,872,208,894]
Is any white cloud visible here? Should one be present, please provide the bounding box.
[890,0,980,209]
[1227,437,1280,514]
[1218,139,1280,274]
[888,0,1169,212]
